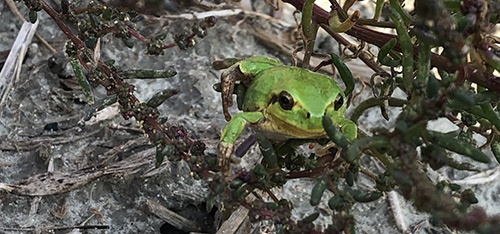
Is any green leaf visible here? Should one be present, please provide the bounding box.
[322,115,348,148]
[416,41,431,84]
[377,38,401,67]
[427,130,491,163]
[310,176,327,206]
[491,136,500,164]
[123,69,177,79]
[328,195,344,210]
[387,6,414,91]
[146,89,179,108]
[427,73,439,98]
[331,53,355,96]
[255,133,278,169]
[344,136,389,162]
[28,11,37,23]
[479,103,500,130]
[70,59,94,104]
[302,212,320,223]
[348,189,382,203]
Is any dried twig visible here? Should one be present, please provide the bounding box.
[0,225,109,232]
[0,129,102,151]
[5,0,57,54]
[0,20,38,106]
[145,199,202,232]
[0,146,154,196]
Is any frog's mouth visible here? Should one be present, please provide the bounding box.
[257,111,327,140]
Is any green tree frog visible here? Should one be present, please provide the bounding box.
[216,56,357,173]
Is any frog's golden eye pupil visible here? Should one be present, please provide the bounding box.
[334,95,344,111]
[278,91,294,110]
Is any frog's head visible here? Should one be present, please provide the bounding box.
[263,72,347,139]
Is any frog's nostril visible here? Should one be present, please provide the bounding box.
[306,112,311,118]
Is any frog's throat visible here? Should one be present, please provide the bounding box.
[257,111,327,140]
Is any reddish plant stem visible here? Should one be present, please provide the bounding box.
[287,167,326,179]
[40,0,173,145]
[41,1,85,49]
[321,24,386,74]
[287,159,342,179]
[282,0,500,92]
[128,28,147,42]
[162,43,177,49]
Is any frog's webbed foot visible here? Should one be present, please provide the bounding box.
[217,141,241,174]
[217,112,263,174]
[217,141,232,174]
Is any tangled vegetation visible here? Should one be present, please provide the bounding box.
[17,0,500,233]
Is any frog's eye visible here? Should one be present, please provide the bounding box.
[334,95,344,111]
[278,91,294,110]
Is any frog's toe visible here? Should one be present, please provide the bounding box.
[230,156,241,165]
[217,141,234,173]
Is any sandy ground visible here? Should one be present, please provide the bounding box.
[0,1,499,234]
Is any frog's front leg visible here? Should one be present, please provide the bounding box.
[212,58,247,121]
[218,111,264,173]
[220,68,242,121]
[215,57,283,121]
